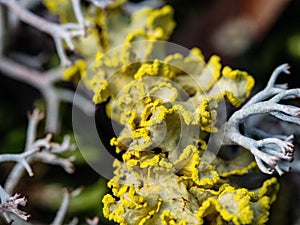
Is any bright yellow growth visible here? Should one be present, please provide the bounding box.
[44,1,278,224]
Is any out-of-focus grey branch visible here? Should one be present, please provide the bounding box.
[0,0,86,66]
[0,0,94,132]
[223,64,299,175]
[5,0,41,34]
[4,109,76,195]
[86,217,100,225]
[8,52,50,69]
[0,56,94,133]
[51,188,81,225]
[1,185,83,225]
[243,64,290,107]
[0,150,38,177]
[122,0,164,13]
[89,0,164,12]
[88,0,114,9]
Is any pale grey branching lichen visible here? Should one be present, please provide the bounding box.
[0,186,30,223]
[3,109,76,195]
[0,57,94,133]
[224,64,298,175]
[0,109,81,224]
[0,185,82,225]
[0,0,86,67]
[41,0,299,223]
[0,0,94,133]
[1,0,299,224]
[0,150,38,177]
[51,188,82,225]
[86,216,100,225]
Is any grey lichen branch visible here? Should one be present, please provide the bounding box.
[1,186,82,225]
[0,56,94,133]
[86,217,100,225]
[4,109,76,195]
[30,134,76,174]
[0,150,38,177]
[0,109,42,177]
[0,186,30,224]
[122,0,164,13]
[243,63,290,107]
[88,0,114,8]
[0,0,86,67]
[224,64,299,175]
[51,188,82,225]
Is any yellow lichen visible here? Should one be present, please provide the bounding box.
[43,1,280,224]
[62,59,87,81]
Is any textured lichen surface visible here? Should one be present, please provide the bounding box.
[44,1,280,224]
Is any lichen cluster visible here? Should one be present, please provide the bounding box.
[96,51,278,224]
[44,1,280,224]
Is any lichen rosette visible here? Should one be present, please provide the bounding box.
[44,1,280,224]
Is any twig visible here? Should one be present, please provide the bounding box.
[51,188,81,225]
[1,125,79,224]
[0,150,38,177]
[122,0,164,13]
[224,64,299,175]
[0,56,94,133]
[71,0,87,29]
[0,0,86,66]
[88,0,114,9]
[243,63,290,107]
[69,217,79,225]
[0,186,30,224]
[86,217,100,225]
[4,109,76,195]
